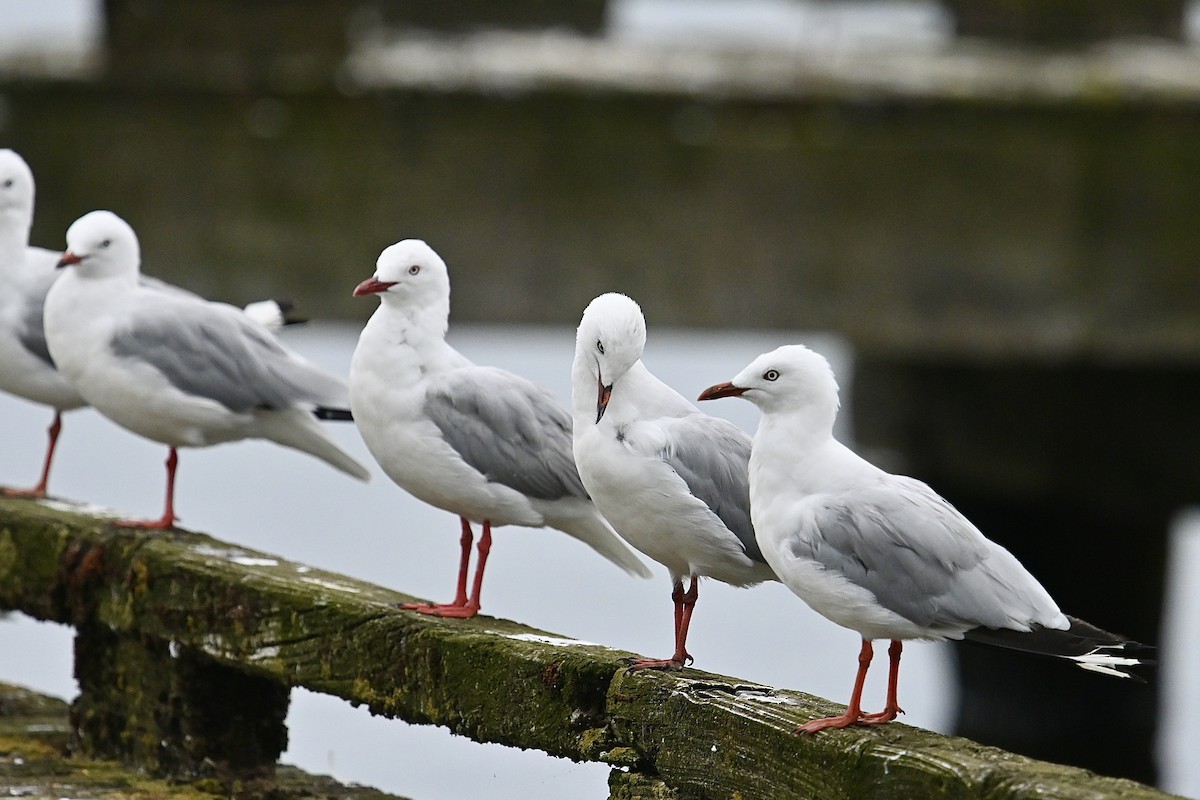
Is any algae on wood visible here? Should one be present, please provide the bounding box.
[0,681,408,800]
[0,496,1183,799]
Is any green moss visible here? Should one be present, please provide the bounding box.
[0,530,17,579]
[597,746,641,767]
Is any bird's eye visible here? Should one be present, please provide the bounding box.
[763,369,780,381]
[2,179,12,188]
[100,239,112,248]
[408,264,420,275]
[595,340,605,355]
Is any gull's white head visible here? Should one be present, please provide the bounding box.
[574,292,647,423]
[353,238,450,311]
[699,344,841,424]
[0,149,35,228]
[58,210,141,279]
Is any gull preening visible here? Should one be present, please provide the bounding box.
[571,293,777,669]
[349,241,650,618]
[700,344,1152,734]
[0,149,87,497]
[42,210,370,528]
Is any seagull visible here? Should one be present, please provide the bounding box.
[42,210,370,528]
[571,293,776,669]
[699,344,1153,734]
[1,151,309,499]
[0,149,86,498]
[349,241,651,618]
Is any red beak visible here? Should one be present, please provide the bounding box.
[353,277,398,297]
[697,381,746,401]
[57,251,83,269]
[596,377,612,423]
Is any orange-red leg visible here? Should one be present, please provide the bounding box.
[403,518,491,619]
[3,411,63,499]
[862,640,905,723]
[797,638,906,734]
[627,577,699,670]
[118,447,179,530]
[796,639,875,734]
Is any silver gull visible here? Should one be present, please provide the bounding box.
[43,210,370,528]
[0,149,86,497]
[349,240,650,619]
[699,344,1153,733]
[1,151,311,498]
[571,293,776,668]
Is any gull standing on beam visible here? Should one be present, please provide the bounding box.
[0,149,87,497]
[699,344,1153,733]
[43,210,370,528]
[571,293,777,669]
[1,151,312,498]
[349,241,651,618]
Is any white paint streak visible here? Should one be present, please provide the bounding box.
[300,577,363,594]
[231,556,279,567]
[35,498,120,517]
[496,632,606,648]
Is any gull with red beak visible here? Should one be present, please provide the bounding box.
[42,210,369,528]
[1,151,317,500]
[570,293,776,669]
[699,344,1153,733]
[0,149,87,498]
[348,240,650,618]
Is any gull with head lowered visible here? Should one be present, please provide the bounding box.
[42,210,369,528]
[700,344,1153,733]
[571,293,776,669]
[349,241,651,619]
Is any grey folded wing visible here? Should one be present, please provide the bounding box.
[798,475,1048,631]
[658,415,764,564]
[425,366,589,502]
[109,298,349,413]
[17,275,55,367]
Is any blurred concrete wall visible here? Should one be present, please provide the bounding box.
[7,86,1200,362]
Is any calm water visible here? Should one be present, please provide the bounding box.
[0,323,1196,798]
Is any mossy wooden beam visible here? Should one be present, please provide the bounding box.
[0,681,410,799]
[0,497,1182,799]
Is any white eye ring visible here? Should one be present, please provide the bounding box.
[408,264,420,275]
[763,369,780,381]
[596,340,605,355]
[100,239,112,248]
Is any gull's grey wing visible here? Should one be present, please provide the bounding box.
[138,275,202,301]
[14,248,64,367]
[16,265,218,370]
[657,414,765,564]
[797,475,1049,631]
[425,366,589,502]
[16,275,55,367]
[109,295,349,412]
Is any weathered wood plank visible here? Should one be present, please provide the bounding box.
[0,496,1182,799]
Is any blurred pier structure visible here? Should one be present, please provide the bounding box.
[2,0,1198,785]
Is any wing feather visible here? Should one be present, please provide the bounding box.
[796,475,1059,632]
[426,367,588,501]
[657,415,764,564]
[109,296,348,412]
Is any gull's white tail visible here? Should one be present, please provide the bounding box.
[552,508,654,579]
[256,407,371,482]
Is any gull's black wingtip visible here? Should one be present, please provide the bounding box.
[314,407,354,422]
